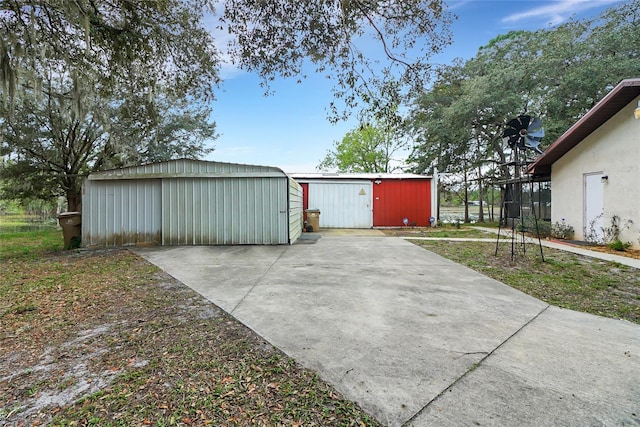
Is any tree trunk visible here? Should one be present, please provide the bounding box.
[463,168,469,223]
[436,182,441,224]
[478,172,484,223]
[66,189,82,212]
[499,186,506,226]
[489,185,495,222]
[475,131,484,223]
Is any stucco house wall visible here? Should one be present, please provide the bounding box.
[551,95,640,247]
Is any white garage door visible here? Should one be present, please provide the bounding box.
[308,181,373,228]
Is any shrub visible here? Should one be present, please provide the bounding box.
[608,239,631,252]
[586,214,635,245]
[536,221,552,238]
[550,219,574,240]
[519,216,551,237]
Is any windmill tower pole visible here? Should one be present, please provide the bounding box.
[495,115,545,262]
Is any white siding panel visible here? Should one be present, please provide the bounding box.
[308,181,373,228]
[288,178,303,243]
[82,179,162,246]
[162,178,288,245]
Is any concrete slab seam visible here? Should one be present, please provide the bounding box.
[401,304,551,426]
[229,248,290,315]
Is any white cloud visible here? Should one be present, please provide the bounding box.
[501,0,620,26]
[446,0,473,11]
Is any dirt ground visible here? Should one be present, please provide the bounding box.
[1,249,378,426]
[2,228,637,425]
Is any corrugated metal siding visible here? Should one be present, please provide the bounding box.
[288,178,303,243]
[162,177,288,245]
[84,160,293,246]
[308,181,373,228]
[82,179,162,246]
[373,179,431,226]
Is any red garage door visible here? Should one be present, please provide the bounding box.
[373,179,431,226]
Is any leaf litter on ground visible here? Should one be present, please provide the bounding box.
[1,243,380,427]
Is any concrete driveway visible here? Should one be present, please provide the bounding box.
[133,233,640,426]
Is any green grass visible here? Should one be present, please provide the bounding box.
[0,213,58,231]
[414,240,640,324]
[0,214,62,260]
[1,230,381,427]
[423,228,491,238]
[0,228,63,260]
[384,224,496,239]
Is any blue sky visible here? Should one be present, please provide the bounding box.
[205,0,625,173]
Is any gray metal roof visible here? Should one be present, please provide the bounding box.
[88,159,287,181]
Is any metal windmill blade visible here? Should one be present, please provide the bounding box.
[523,117,544,154]
[502,115,531,148]
[524,135,543,154]
[502,126,521,148]
[527,117,544,139]
[502,114,544,154]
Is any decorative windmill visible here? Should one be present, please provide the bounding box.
[495,115,545,261]
[503,115,545,154]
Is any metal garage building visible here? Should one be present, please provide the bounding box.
[82,159,303,246]
[291,173,435,228]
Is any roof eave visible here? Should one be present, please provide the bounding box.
[528,78,640,176]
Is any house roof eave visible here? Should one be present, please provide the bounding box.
[528,78,640,176]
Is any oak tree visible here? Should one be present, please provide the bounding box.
[1,0,454,209]
[318,122,408,173]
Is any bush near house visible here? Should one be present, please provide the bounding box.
[550,220,575,240]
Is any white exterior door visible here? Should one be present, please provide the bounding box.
[308,181,373,228]
[584,173,604,242]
